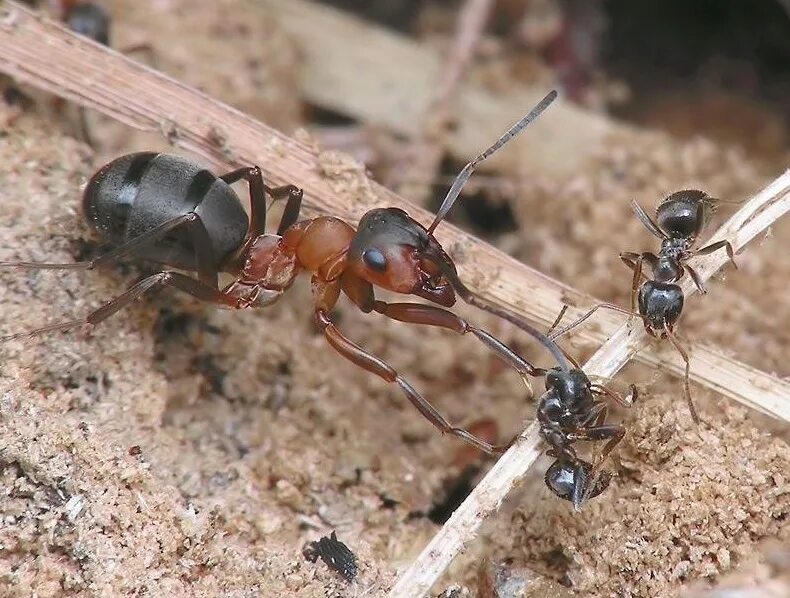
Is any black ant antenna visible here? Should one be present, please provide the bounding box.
[427,89,558,234]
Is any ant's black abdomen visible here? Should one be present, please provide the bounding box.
[545,460,610,503]
[656,190,708,239]
[82,152,249,270]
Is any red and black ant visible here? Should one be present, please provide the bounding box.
[1,91,572,457]
[547,190,737,424]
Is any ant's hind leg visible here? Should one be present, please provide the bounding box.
[0,212,220,288]
[663,323,703,426]
[1,271,241,343]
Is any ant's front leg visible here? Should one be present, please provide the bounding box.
[312,277,507,455]
[591,382,637,408]
[370,300,547,381]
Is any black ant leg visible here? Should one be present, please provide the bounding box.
[684,264,707,294]
[591,382,637,408]
[548,303,642,341]
[571,460,590,511]
[662,322,701,425]
[694,239,738,269]
[546,305,569,337]
[620,252,658,312]
[1,271,241,342]
[630,200,668,240]
[0,212,219,288]
[370,301,547,380]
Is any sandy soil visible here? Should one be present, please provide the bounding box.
[0,1,788,597]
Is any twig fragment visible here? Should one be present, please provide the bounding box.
[390,0,494,200]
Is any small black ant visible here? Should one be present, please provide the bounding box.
[547,190,737,424]
[536,352,635,509]
[1,92,574,456]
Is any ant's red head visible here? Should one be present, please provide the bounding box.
[346,208,458,307]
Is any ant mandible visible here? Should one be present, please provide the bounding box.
[547,190,738,424]
[1,92,566,456]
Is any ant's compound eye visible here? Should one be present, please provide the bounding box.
[362,248,387,272]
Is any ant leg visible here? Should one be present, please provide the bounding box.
[268,185,304,235]
[220,166,269,237]
[548,303,641,340]
[591,382,637,408]
[620,252,659,312]
[1,271,240,342]
[573,422,626,507]
[695,239,738,269]
[663,322,701,425]
[0,212,219,288]
[684,264,707,294]
[630,200,668,240]
[371,301,546,380]
[314,307,506,455]
[545,305,568,337]
[571,460,590,511]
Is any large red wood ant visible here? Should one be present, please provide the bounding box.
[547,190,737,424]
[1,91,574,457]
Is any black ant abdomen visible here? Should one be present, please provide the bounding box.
[655,189,710,240]
[83,152,249,271]
[545,459,611,504]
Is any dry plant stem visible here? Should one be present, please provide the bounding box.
[0,4,787,418]
[391,0,494,199]
[389,171,790,598]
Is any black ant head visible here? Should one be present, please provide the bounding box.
[638,280,684,332]
[347,208,457,307]
[545,368,593,405]
[545,459,611,504]
[656,190,711,240]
